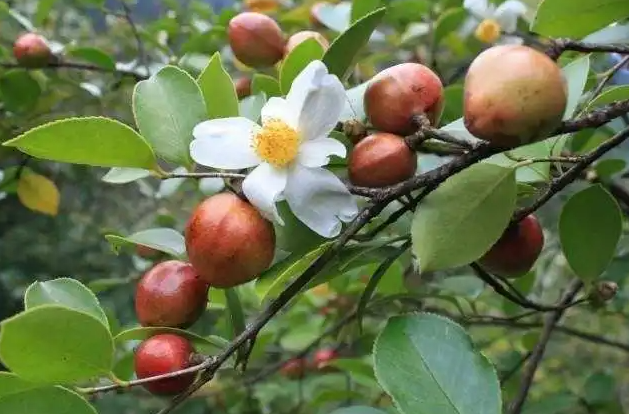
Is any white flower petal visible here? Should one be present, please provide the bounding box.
[261,97,298,130]
[286,61,326,116]
[495,0,526,33]
[191,118,261,169]
[464,0,490,18]
[297,138,347,168]
[242,163,288,224]
[284,165,358,238]
[298,72,346,141]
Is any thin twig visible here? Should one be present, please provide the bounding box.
[591,55,629,100]
[119,0,150,76]
[547,38,629,60]
[0,61,146,80]
[161,172,247,180]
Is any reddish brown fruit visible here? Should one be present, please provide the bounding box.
[348,132,417,187]
[134,334,196,395]
[313,348,337,370]
[13,33,52,68]
[280,358,307,379]
[464,45,568,148]
[364,63,444,135]
[135,260,209,328]
[285,31,329,54]
[135,245,162,260]
[228,12,285,68]
[478,215,544,278]
[235,77,252,99]
[185,192,275,288]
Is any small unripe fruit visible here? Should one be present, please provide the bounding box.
[478,215,544,278]
[348,133,417,187]
[280,358,306,379]
[185,192,275,288]
[134,334,196,395]
[135,260,209,328]
[285,31,329,54]
[235,77,252,99]
[464,45,568,148]
[313,348,337,370]
[228,12,285,68]
[13,33,53,68]
[364,63,444,135]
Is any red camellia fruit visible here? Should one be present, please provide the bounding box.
[364,63,444,135]
[348,132,417,187]
[228,12,285,68]
[235,77,252,99]
[478,215,544,278]
[185,192,276,288]
[464,45,568,148]
[134,334,196,395]
[13,33,53,68]
[280,358,306,379]
[313,348,337,370]
[135,244,162,260]
[285,30,329,54]
[135,260,209,328]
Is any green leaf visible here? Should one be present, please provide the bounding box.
[559,184,622,281]
[101,167,150,184]
[197,52,240,119]
[350,0,381,23]
[280,38,326,94]
[587,85,629,109]
[225,288,246,360]
[251,74,282,98]
[24,278,108,328]
[239,94,266,122]
[329,407,387,414]
[434,8,466,45]
[133,65,206,166]
[114,327,228,355]
[562,55,591,119]
[0,305,114,384]
[583,372,616,405]
[323,7,387,81]
[105,227,186,259]
[0,70,41,113]
[594,159,626,178]
[65,47,116,70]
[531,0,629,39]
[275,201,327,256]
[3,117,157,169]
[373,313,501,414]
[411,164,517,273]
[441,84,464,124]
[0,373,96,414]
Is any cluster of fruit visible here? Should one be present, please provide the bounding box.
[279,348,339,379]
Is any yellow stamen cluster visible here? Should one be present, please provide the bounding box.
[253,119,301,167]
[475,19,502,44]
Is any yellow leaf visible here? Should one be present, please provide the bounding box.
[17,172,60,216]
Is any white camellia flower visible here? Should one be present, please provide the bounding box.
[190,60,358,238]
[461,0,527,44]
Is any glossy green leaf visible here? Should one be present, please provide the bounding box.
[66,47,116,70]
[105,227,186,259]
[225,288,246,360]
[559,184,622,281]
[133,65,206,166]
[587,85,629,109]
[239,94,266,122]
[330,407,387,414]
[532,0,629,38]
[434,8,466,45]
[114,327,228,355]
[441,84,464,124]
[280,38,325,94]
[350,0,381,23]
[197,52,240,119]
[0,305,114,384]
[251,74,282,98]
[374,313,501,414]
[412,164,517,273]
[583,372,616,405]
[562,55,591,119]
[101,167,151,184]
[323,7,387,81]
[4,117,157,169]
[0,70,41,113]
[0,373,96,414]
[594,159,626,178]
[24,278,108,328]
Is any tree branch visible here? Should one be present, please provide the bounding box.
[119,0,150,76]
[547,38,629,60]
[0,61,146,80]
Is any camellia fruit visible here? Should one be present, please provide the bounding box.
[280,358,306,379]
[285,31,329,54]
[228,12,285,68]
[364,63,444,135]
[135,260,209,328]
[348,132,417,187]
[185,192,275,288]
[464,45,568,148]
[478,215,544,278]
[235,77,252,99]
[13,33,53,68]
[134,334,196,395]
[313,348,337,370]
[135,244,162,260]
